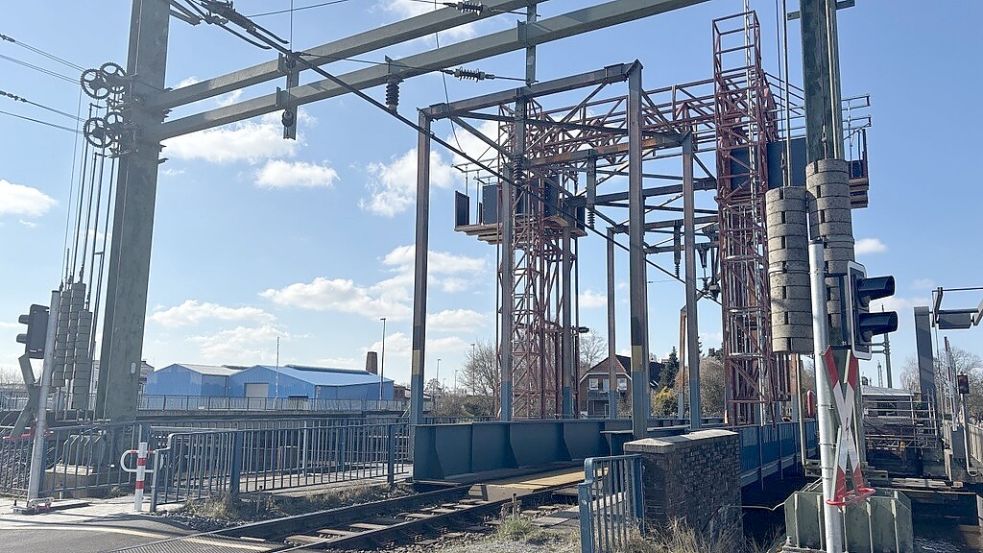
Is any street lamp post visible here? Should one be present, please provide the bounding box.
[379,317,387,401]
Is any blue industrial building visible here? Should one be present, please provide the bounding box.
[228,365,394,400]
[143,364,240,396]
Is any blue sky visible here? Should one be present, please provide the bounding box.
[1,0,981,389]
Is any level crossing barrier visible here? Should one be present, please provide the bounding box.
[149,420,409,511]
[577,454,645,553]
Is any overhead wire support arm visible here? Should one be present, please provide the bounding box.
[155,0,712,138]
[154,0,548,110]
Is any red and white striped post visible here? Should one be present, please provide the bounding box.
[121,442,154,512]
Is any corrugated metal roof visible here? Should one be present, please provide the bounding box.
[250,364,393,387]
[169,364,241,376]
[862,385,913,398]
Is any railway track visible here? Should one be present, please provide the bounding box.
[216,482,577,551]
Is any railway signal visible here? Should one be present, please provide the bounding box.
[15,303,49,359]
[846,262,898,360]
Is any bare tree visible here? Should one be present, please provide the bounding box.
[460,341,500,396]
[578,331,606,374]
[699,355,726,416]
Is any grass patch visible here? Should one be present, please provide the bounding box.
[170,482,412,529]
[617,520,768,553]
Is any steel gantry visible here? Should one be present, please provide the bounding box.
[85,0,717,422]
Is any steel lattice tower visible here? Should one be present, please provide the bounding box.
[713,12,784,425]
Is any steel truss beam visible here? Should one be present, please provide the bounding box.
[153,0,548,110]
[155,0,711,140]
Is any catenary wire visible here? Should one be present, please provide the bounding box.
[0,108,80,133]
[0,32,86,72]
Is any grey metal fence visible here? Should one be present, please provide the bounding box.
[0,421,152,498]
[138,395,409,413]
[150,420,409,511]
[577,454,644,553]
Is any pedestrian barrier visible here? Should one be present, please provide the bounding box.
[577,454,644,553]
[0,421,152,499]
[120,441,155,511]
[149,420,409,511]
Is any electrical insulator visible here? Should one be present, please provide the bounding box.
[587,210,596,228]
[451,1,484,14]
[385,77,401,113]
[453,67,490,81]
[281,107,296,140]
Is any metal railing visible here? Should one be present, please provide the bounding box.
[0,391,412,414]
[0,421,152,498]
[578,454,644,553]
[150,420,409,511]
[138,395,410,413]
[737,420,817,479]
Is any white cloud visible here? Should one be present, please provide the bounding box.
[19,219,37,228]
[149,299,275,327]
[215,89,244,108]
[261,244,486,322]
[383,244,485,275]
[380,1,477,40]
[163,113,308,164]
[579,290,607,309]
[366,331,469,361]
[175,76,200,88]
[871,295,930,315]
[261,277,412,320]
[429,309,486,332]
[855,237,887,255]
[190,324,284,364]
[360,149,458,217]
[0,179,56,218]
[160,167,185,177]
[255,160,339,189]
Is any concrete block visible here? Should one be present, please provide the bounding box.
[769,260,811,274]
[770,246,810,263]
[774,336,814,354]
[769,271,811,288]
[805,158,849,177]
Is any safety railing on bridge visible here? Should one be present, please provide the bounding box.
[0,421,152,499]
[737,420,817,485]
[150,420,409,511]
[577,454,644,553]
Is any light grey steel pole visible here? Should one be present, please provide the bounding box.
[883,330,893,388]
[28,290,60,504]
[793,355,807,467]
[810,240,843,553]
[525,3,537,86]
[682,134,701,430]
[606,227,618,419]
[409,112,431,428]
[379,317,387,401]
[627,63,650,440]
[561,229,574,417]
[96,0,169,421]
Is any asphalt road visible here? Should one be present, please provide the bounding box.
[0,515,194,553]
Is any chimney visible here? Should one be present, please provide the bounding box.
[365,351,378,375]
